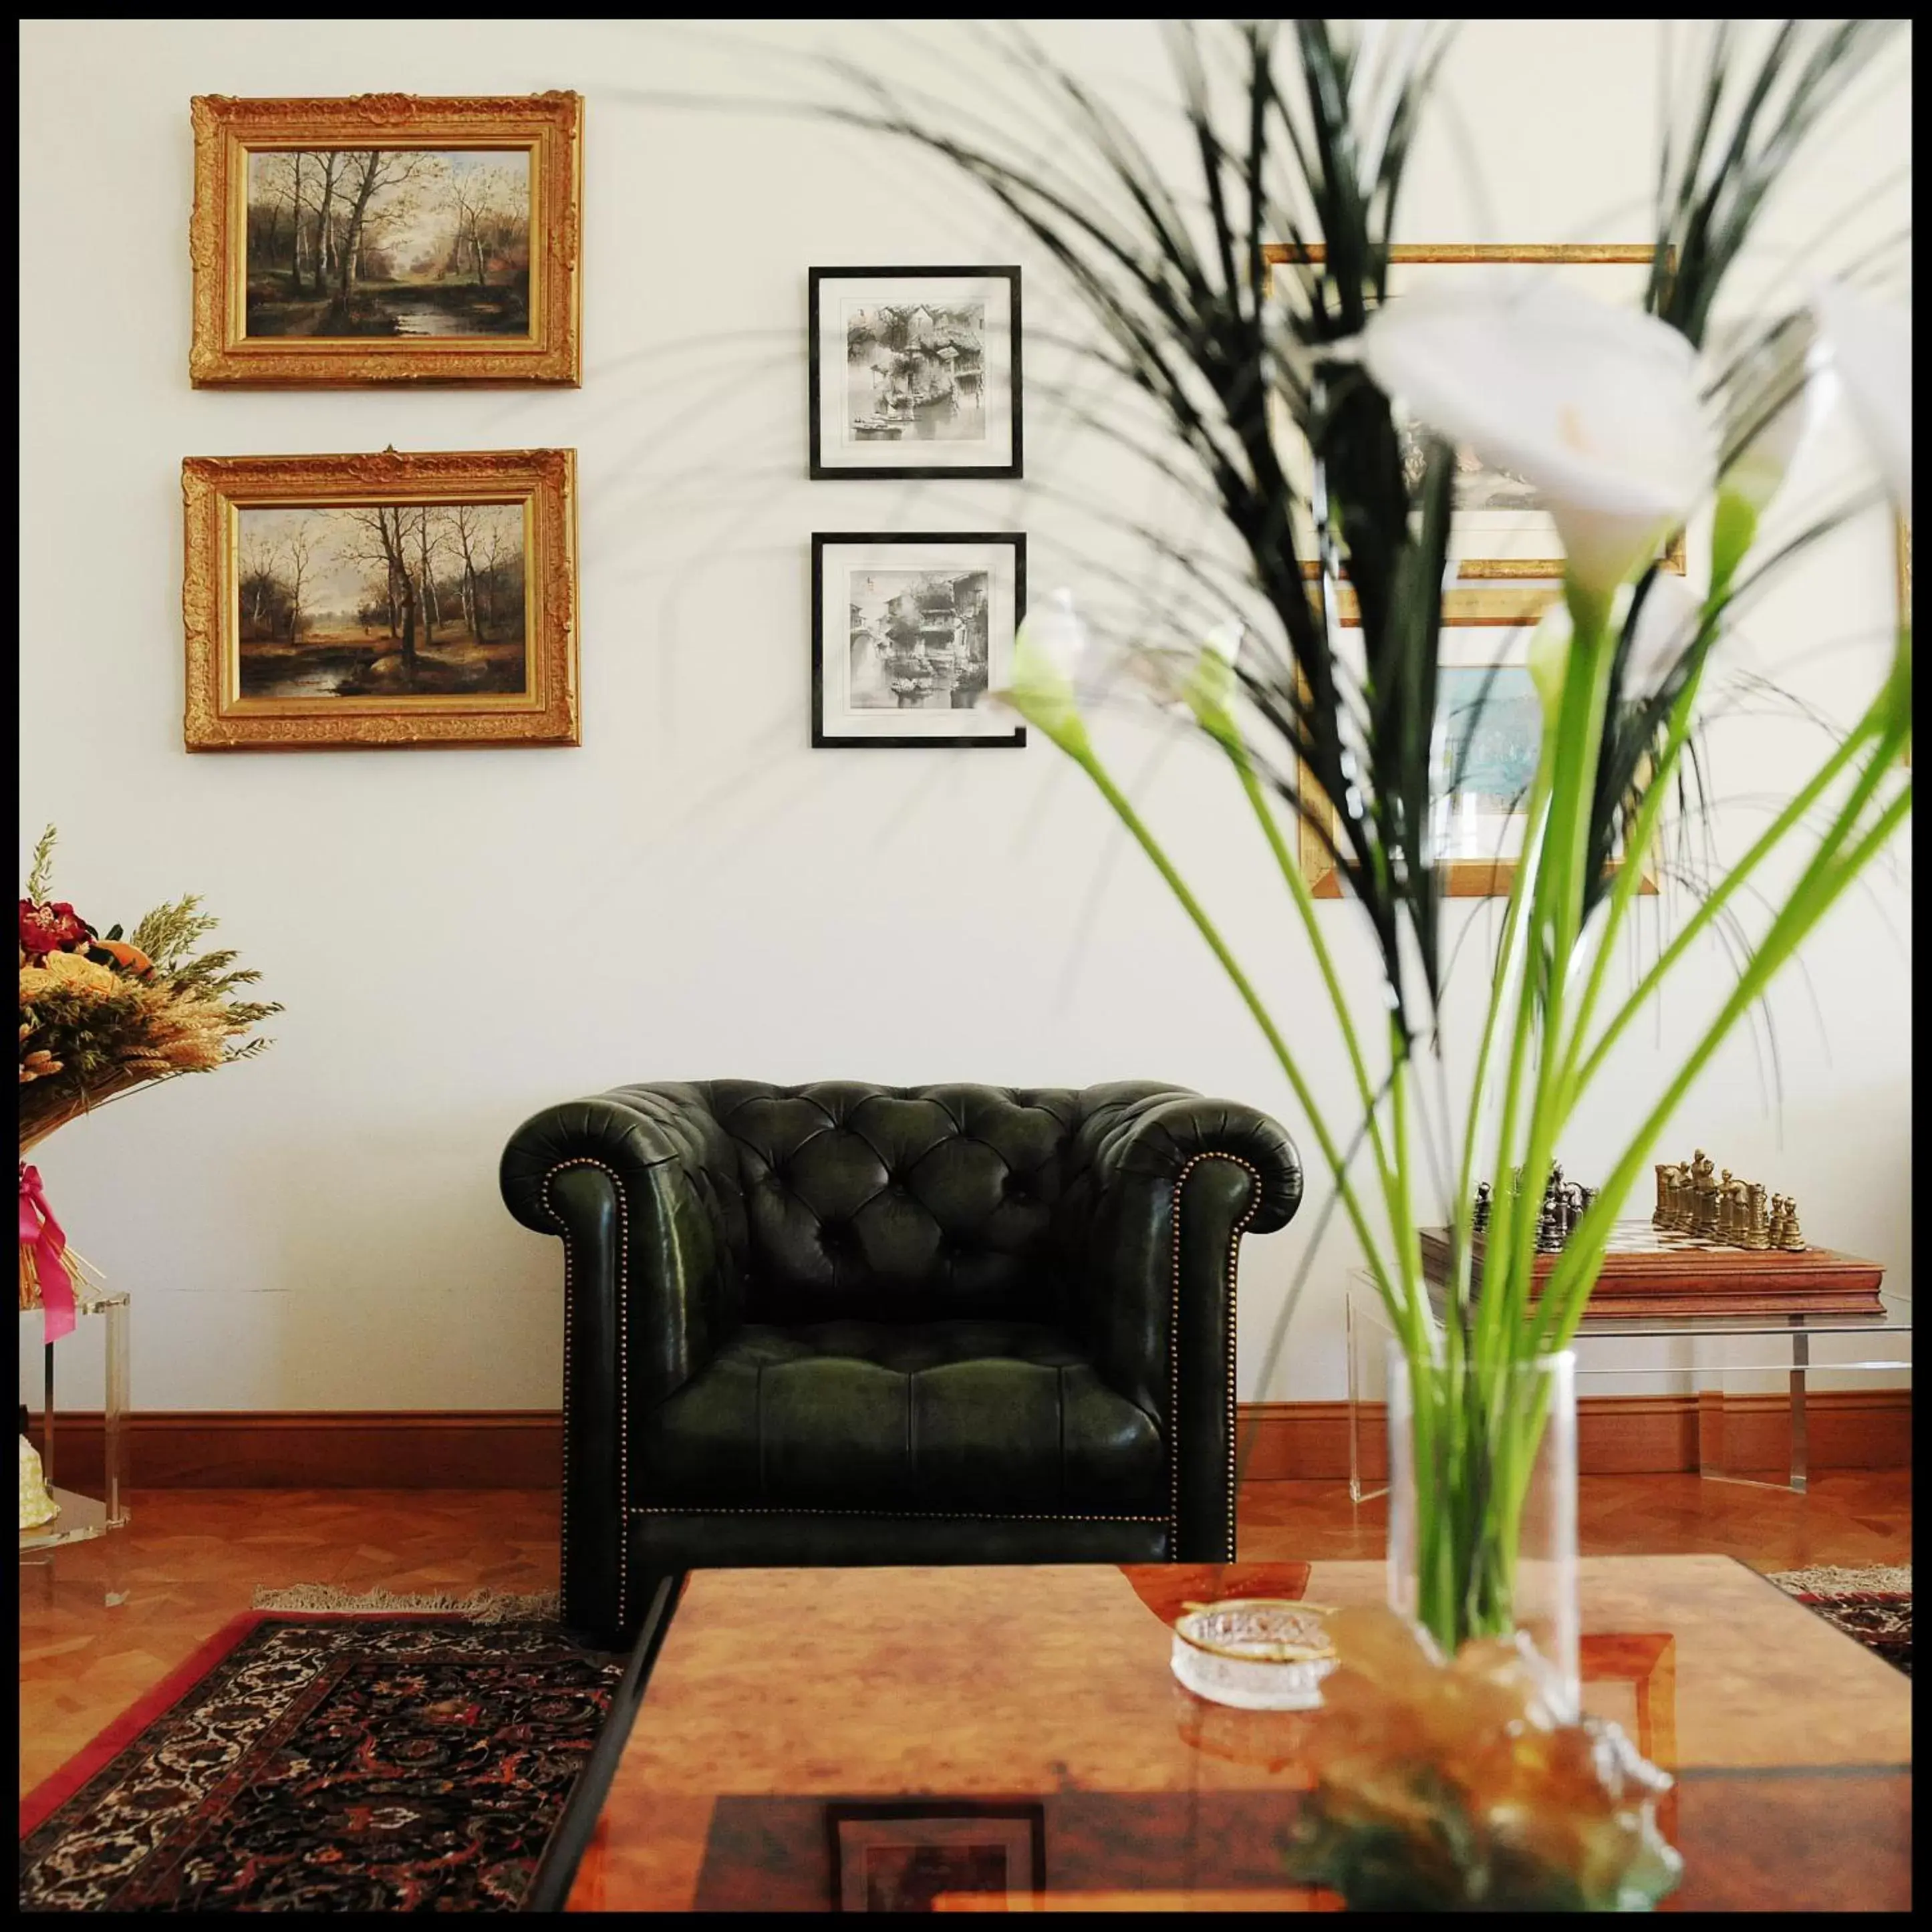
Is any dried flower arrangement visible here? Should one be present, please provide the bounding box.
[19,826,279,1331]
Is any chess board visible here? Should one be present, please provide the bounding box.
[1418,1219,1886,1318]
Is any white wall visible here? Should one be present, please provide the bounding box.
[19,20,1911,1417]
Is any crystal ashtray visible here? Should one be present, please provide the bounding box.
[1170,1598,1337,1709]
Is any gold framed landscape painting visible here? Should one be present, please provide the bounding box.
[1263,244,1687,626]
[182,448,579,751]
[1294,631,1661,900]
[188,92,583,386]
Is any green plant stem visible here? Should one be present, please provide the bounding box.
[1452,595,1616,1643]
[1570,696,1885,1098]
[1533,737,1910,1351]
[1557,657,1707,1105]
[1468,728,1559,1381]
[1221,736,1395,1201]
[1453,751,1554,1304]
[1070,741,1403,1323]
[1500,591,1615,1337]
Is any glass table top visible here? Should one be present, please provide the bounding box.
[557,1558,1911,1913]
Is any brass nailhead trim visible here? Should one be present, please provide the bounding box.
[547,1144,1264,1610]
[542,1157,632,1629]
[1168,1153,1263,1564]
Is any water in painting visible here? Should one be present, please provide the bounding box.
[244,149,531,339]
[236,504,527,700]
[1437,664,1541,807]
[847,569,992,711]
[843,302,987,446]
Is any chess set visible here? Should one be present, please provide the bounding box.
[1417,1151,1886,1318]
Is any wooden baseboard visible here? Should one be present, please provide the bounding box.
[1237,1390,1913,1482]
[31,1411,563,1491]
[29,1391,1909,1490]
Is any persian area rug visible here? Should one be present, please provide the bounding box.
[1768,1564,1911,1677]
[19,1606,625,1912]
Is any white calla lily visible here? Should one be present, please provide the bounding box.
[1621,571,1705,699]
[1354,277,1716,601]
[1813,283,1913,518]
[1716,312,1824,517]
[1182,619,1246,734]
[1202,619,1244,666]
[1002,587,1093,750]
[1015,586,1090,682]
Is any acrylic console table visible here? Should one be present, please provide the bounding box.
[19,1282,131,1606]
[1346,1272,1911,1501]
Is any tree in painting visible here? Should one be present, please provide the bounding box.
[237,504,527,699]
[245,150,531,339]
[843,304,986,440]
[847,569,992,710]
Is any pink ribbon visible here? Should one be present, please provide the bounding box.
[19,1164,76,1345]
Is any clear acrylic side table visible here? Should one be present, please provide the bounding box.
[1347,1271,1911,1502]
[19,1282,130,1605]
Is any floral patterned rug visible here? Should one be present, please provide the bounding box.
[18,1611,626,1911]
[1768,1564,1911,1677]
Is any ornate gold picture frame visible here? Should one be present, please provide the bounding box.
[1263,244,1687,626]
[182,448,579,751]
[189,92,582,387]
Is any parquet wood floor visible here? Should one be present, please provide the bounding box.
[17,1473,1909,1796]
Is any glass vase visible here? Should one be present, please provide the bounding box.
[1385,1341,1580,1716]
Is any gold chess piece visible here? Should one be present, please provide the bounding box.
[1768,1195,1789,1246]
[1778,1196,1808,1252]
[1746,1183,1772,1251]
[1692,1149,1720,1238]
[1653,1163,1672,1229]
[1669,1159,1692,1232]
[1735,1181,1754,1245]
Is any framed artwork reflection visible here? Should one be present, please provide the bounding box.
[1581,1632,1679,1841]
[827,1802,1045,1912]
[1296,628,1659,898]
[812,532,1027,748]
[182,448,579,750]
[1264,244,1687,626]
[809,267,1022,479]
[188,92,583,386]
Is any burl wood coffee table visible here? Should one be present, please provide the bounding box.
[532,1558,1911,1913]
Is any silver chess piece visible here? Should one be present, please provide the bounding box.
[1536,1198,1563,1252]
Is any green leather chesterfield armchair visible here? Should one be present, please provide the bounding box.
[501,1081,1300,1642]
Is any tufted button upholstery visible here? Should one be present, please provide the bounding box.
[502,1078,1301,1642]
[636,1320,1162,1512]
[679,1080,1080,1321]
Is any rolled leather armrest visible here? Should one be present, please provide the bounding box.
[1073,1082,1302,1234]
[1065,1083,1302,1562]
[501,1087,744,1403]
[501,1087,744,1636]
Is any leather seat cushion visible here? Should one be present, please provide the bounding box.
[633,1319,1164,1515]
